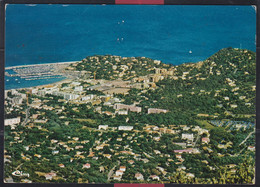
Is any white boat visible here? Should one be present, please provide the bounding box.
[189,50,192,54]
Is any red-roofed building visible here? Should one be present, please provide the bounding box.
[82,163,91,169]
[202,137,210,144]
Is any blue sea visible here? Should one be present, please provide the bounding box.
[5,5,256,90]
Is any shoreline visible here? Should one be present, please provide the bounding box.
[5,61,79,70]
[35,77,73,89]
[5,77,72,91]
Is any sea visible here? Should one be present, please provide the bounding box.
[5,5,256,90]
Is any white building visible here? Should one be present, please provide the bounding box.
[135,173,144,180]
[5,117,21,126]
[98,125,108,130]
[148,108,168,114]
[116,110,128,115]
[116,170,124,176]
[181,133,194,141]
[118,126,133,131]
[64,93,79,100]
[149,175,160,181]
[114,103,142,113]
[74,86,83,92]
[119,166,126,172]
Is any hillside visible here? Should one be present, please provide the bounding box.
[111,48,256,123]
[4,48,256,184]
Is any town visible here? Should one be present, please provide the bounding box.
[4,47,256,184]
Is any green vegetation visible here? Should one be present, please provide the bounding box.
[4,48,255,184]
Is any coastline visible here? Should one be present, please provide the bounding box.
[5,61,79,70]
[5,77,72,91]
[5,60,79,91]
[34,78,73,89]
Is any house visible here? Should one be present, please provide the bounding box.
[103,154,112,159]
[24,146,30,151]
[114,103,142,113]
[45,172,56,180]
[119,166,126,172]
[248,146,255,151]
[82,163,91,169]
[128,160,135,164]
[52,150,59,155]
[74,86,83,92]
[186,173,195,178]
[58,164,65,168]
[148,108,168,114]
[173,149,193,154]
[51,139,58,143]
[4,117,21,126]
[96,145,104,150]
[117,138,123,141]
[116,170,124,176]
[64,93,79,100]
[115,109,128,115]
[224,97,229,101]
[98,125,108,130]
[173,142,187,148]
[118,126,133,131]
[88,151,95,157]
[176,154,182,159]
[135,173,144,180]
[202,137,210,144]
[197,113,209,117]
[34,154,41,158]
[103,111,113,116]
[181,133,194,141]
[75,146,83,149]
[113,175,122,181]
[149,175,160,181]
[72,137,79,141]
[230,104,237,108]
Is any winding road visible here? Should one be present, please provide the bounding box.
[21,106,31,126]
[107,160,120,181]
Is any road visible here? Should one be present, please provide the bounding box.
[107,160,120,181]
[230,129,255,157]
[21,106,31,126]
[238,129,255,146]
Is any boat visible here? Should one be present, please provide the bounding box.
[189,50,192,54]
[6,79,9,82]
